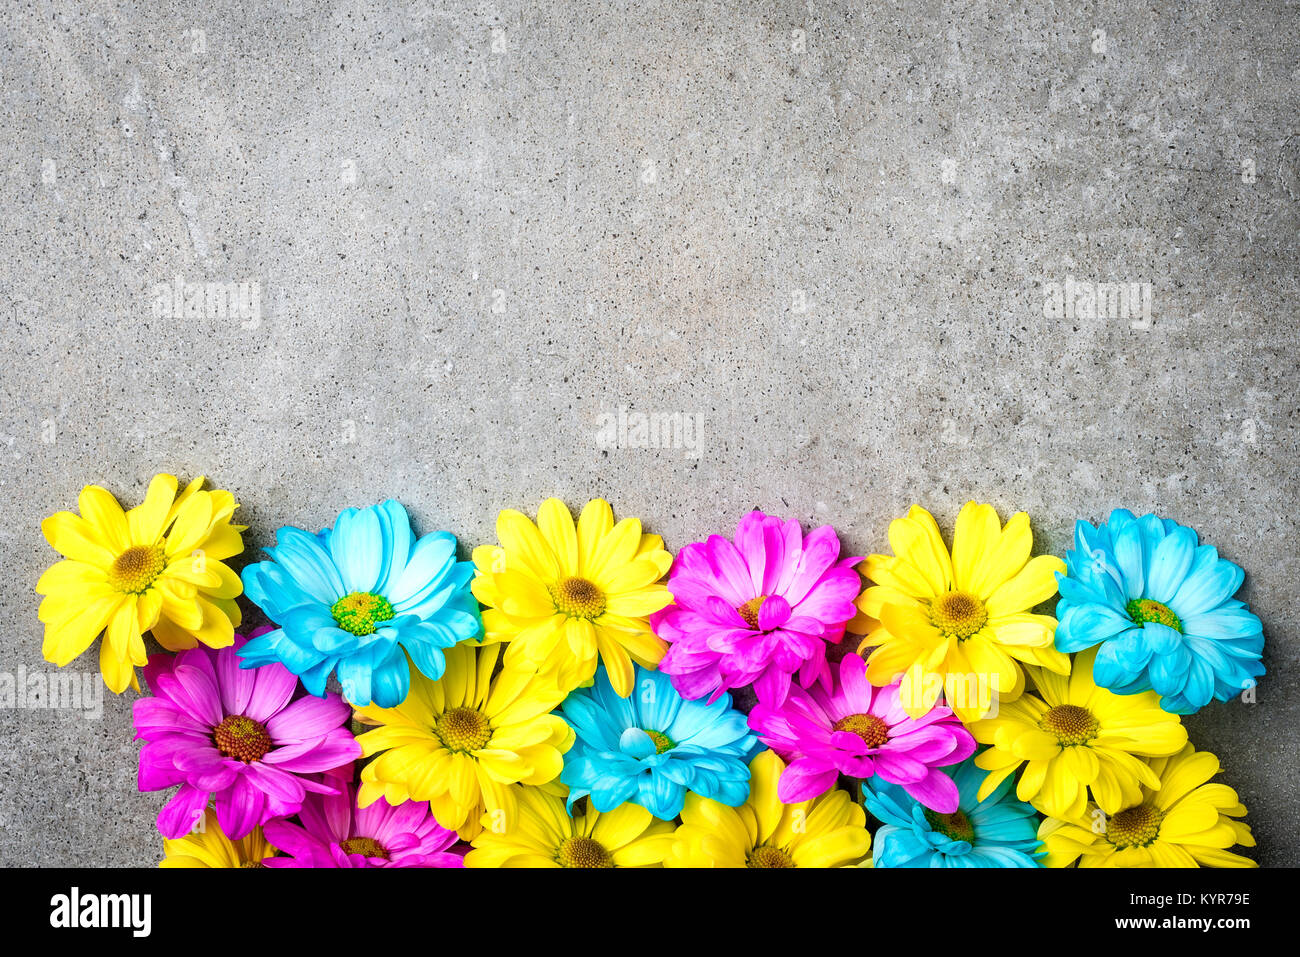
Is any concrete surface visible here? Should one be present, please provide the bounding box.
[0,0,1296,866]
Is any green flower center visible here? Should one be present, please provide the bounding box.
[746,844,795,868]
[549,576,607,619]
[339,836,389,860]
[832,712,890,748]
[434,706,492,753]
[331,591,395,636]
[1038,704,1100,746]
[556,836,613,868]
[737,595,768,630]
[1106,804,1165,848]
[642,729,675,754]
[924,808,976,843]
[108,544,167,594]
[926,590,989,639]
[213,715,274,763]
[1127,598,1182,632]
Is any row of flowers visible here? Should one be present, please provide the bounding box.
[37,476,1263,867]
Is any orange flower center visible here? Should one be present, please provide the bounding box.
[737,595,768,630]
[1106,804,1164,848]
[213,715,274,763]
[1038,704,1100,746]
[746,844,795,868]
[550,576,607,619]
[108,544,167,594]
[556,836,613,868]
[339,836,389,859]
[832,712,890,748]
[434,706,492,753]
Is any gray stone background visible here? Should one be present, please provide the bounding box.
[0,0,1296,866]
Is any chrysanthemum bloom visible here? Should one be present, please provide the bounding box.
[967,649,1187,820]
[465,789,675,868]
[238,500,482,708]
[160,807,276,868]
[38,474,245,693]
[854,502,1070,722]
[134,634,361,839]
[665,750,871,868]
[1037,744,1256,867]
[651,510,861,706]
[471,498,673,698]
[264,782,463,868]
[748,652,975,811]
[353,642,573,839]
[557,664,756,820]
[1055,509,1265,714]
[864,756,1042,867]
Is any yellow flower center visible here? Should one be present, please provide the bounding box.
[339,836,389,860]
[1038,704,1100,746]
[556,836,613,868]
[1105,804,1165,848]
[1126,598,1182,632]
[108,544,167,594]
[642,729,675,754]
[924,808,976,843]
[239,860,267,868]
[331,592,395,636]
[213,715,274,763]
[927,590,989,639]
[746,844,795,868]
[737,595,768,630]
[434,706,492,753]
[550,576,607,619]
[832,712,890,748]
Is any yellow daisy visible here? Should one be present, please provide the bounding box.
[855,502,1071,721]
[968,648,1188,819]
[37,474,245,693]
[160,807,276,868]
[352,642,573,840]
[1037,743,1256,867]
[665,749,871,868]
[465,788,675,868]
[471,497,673,698]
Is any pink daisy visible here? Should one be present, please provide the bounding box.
[651,510,861,705]
[748,652,976,811]
[264,777,463,868]
[134,632,362,840]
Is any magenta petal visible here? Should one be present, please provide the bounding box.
[776,758,837,803]
[215,775,266,840]
[244,663,299,723]
[757,593,792,631]
[216,644,256,718]
[837,653,874,709]
[265,731,361,772]
[267,694,350,743]
[901,768,961,813]
[157,783,210,839]
[245,762,308,806]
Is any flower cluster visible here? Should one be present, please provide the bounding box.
[36,481,1260,868]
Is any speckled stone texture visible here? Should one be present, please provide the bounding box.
[1,0,1296,866]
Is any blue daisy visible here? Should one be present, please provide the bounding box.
[864,756,1042,868]
[557,665,758,820]
[1055,509,1264,714]
[237,500,482,708]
